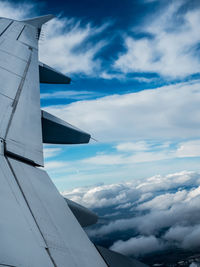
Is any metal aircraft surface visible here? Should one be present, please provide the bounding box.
[0,15,148,267]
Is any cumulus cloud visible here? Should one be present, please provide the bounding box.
[136,171,200,193]
[63,170,200,257]
[64,182,140,208]
[114,1,200,78]
[110,236,166,257]
[164,225,200,249]
[63,171,200,208]
[137,190,187,211]
[44,80,200,142]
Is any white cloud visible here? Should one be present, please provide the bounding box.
[44,160,68,170]
[63,170,200,256]
[81,150,173,165]
[0,1,34,20]
[176,140,200,158]
[137,190,187,211]
[110,236,166,257]
[63,170,200,209]
[114,1,200,78]
[164,224,200,249]
[116,141,151,152]
[136,171,200,193]
[133,77,160,83]
[39,17,109,75]
[44,80,200,142]
[43,147,62,158]
[63,182,140,208]
[115,202,132,210]
[41,90,102,100]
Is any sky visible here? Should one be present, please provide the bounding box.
[37,0,200,191]
[2,0,200,264]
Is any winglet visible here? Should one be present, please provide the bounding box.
[21,14,55,29]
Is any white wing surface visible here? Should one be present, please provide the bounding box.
[0,15,148,267]
[0,16,107,267]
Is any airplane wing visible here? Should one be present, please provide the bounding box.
[0,15,148,267]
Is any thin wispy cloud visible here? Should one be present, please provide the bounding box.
[41,90,103,100]
[40,17,110,76]
[43,147,62,158]
[0,1,35,20]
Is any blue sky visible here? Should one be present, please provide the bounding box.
[3,0,200,191]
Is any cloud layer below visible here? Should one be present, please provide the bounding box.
[63,170,200,258]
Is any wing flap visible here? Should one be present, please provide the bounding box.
[42,110,91,144]
[6,49,44,166]
[39,62,71,84]
[65,198,98,227]
[0,18,44,166]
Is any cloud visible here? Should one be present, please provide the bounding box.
[190,264,200,267]
[114,1,200,78]
[110,236,166,257]
[39,17,109,76]
[63,170,200,209]
[81,150,173,165]
[115,141,151,152]
[41,90,102,100]
[44,80,200,142]
[137,190,187,211]
[164,224,200,249]
[43,147,62,158]
[136,171,200,193]
[63,182,140,208]
[44,160,68,170]
[176,140,200,158]
[133,77,160,83]
[0,1,35,20]
[63,170,200,257]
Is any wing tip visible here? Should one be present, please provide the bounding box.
[21,14,55,28]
